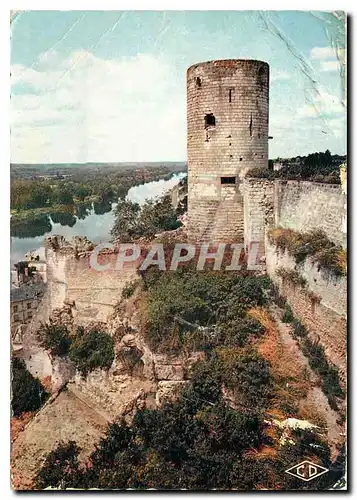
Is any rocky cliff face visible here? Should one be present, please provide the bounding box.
[26,281,203,423]
[66,289,204,421]
[16,234,200,423]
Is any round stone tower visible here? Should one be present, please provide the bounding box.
[186,59,269,243]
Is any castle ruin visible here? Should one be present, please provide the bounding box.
[187,59,269,243]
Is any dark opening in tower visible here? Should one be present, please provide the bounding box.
[221,176,236,185]
[204,113,216,128]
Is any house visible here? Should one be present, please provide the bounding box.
[10,283,46,335]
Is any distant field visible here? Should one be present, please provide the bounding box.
[11,162,187,179]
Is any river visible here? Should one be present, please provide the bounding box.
[10,172,186,265]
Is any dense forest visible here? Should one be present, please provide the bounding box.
[10,164,185,238]
[251,150,346,183]
[11,164,182,212]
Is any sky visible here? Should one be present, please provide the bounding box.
[10,10,347,163]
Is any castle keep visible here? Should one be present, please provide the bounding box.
[186,59,346,380]
[187,59,269,243]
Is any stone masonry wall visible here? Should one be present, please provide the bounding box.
[18,238,137,380]
[265,237,347,381]
[46,246,137,325]
[243,177,274,256]
[187,59,269,243]
[243,178,347,252]
[274,180,347,248]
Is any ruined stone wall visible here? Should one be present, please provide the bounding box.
[187,59,269,243]
[274,180,347,248]
[45,246,137,325]
[242,179,347,252]
[265,238,347,381]
[242,178,347,380]
[243,177,274,255]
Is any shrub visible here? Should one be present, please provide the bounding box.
[69,328,115,376]
[110,199,141,242]
[35,351,338,491]
[322,368,344,399]
[144,269,271,352]
[302,338,344,400]
[122,279,140,299]
[246,152,343,184]
[292,319,308,338]
[138,195,182,237]
[276,267,307,287]
[282,305,294,323]
[35,441,82,490]
[219,350,272,411]
[268,228,298,254]
[111,195,181,241]
[230,456,279,490]
[278,308,344,408]
[36,321,72,356]
[269,284,286,308]
[184,316,265,353]
[220,317,265,347]
[268,228,346,277]
[11,358,49,416]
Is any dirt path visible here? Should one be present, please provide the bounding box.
[11,389,109,490]
[270,305,344,459]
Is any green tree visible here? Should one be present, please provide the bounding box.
[35,441,82,490]
[50,211,76,227]
[36,321,72,356]
[11,214,52,238]
[137,195,181,238]
[35,353,337,491]
[31,182,53,207]
[110,200,140,242]
[11,358,49,416]
[68,328,114,376]
[74,185,91,201]
[53,186,74,205]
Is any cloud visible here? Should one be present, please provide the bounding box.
[11,48,347,163]
[324,116,346,139]
[320,60,341,72]
[297,89,345,119]
[310,46,345,61]
[309,46,346,74]
[270,69,291,82]
[11,51,186,163]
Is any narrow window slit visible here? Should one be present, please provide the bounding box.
[221,177,236,185]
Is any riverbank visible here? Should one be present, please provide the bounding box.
[10,194,113,223]
[11,202,93,224]
[11,164,186,224]
[10,172,187,264]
